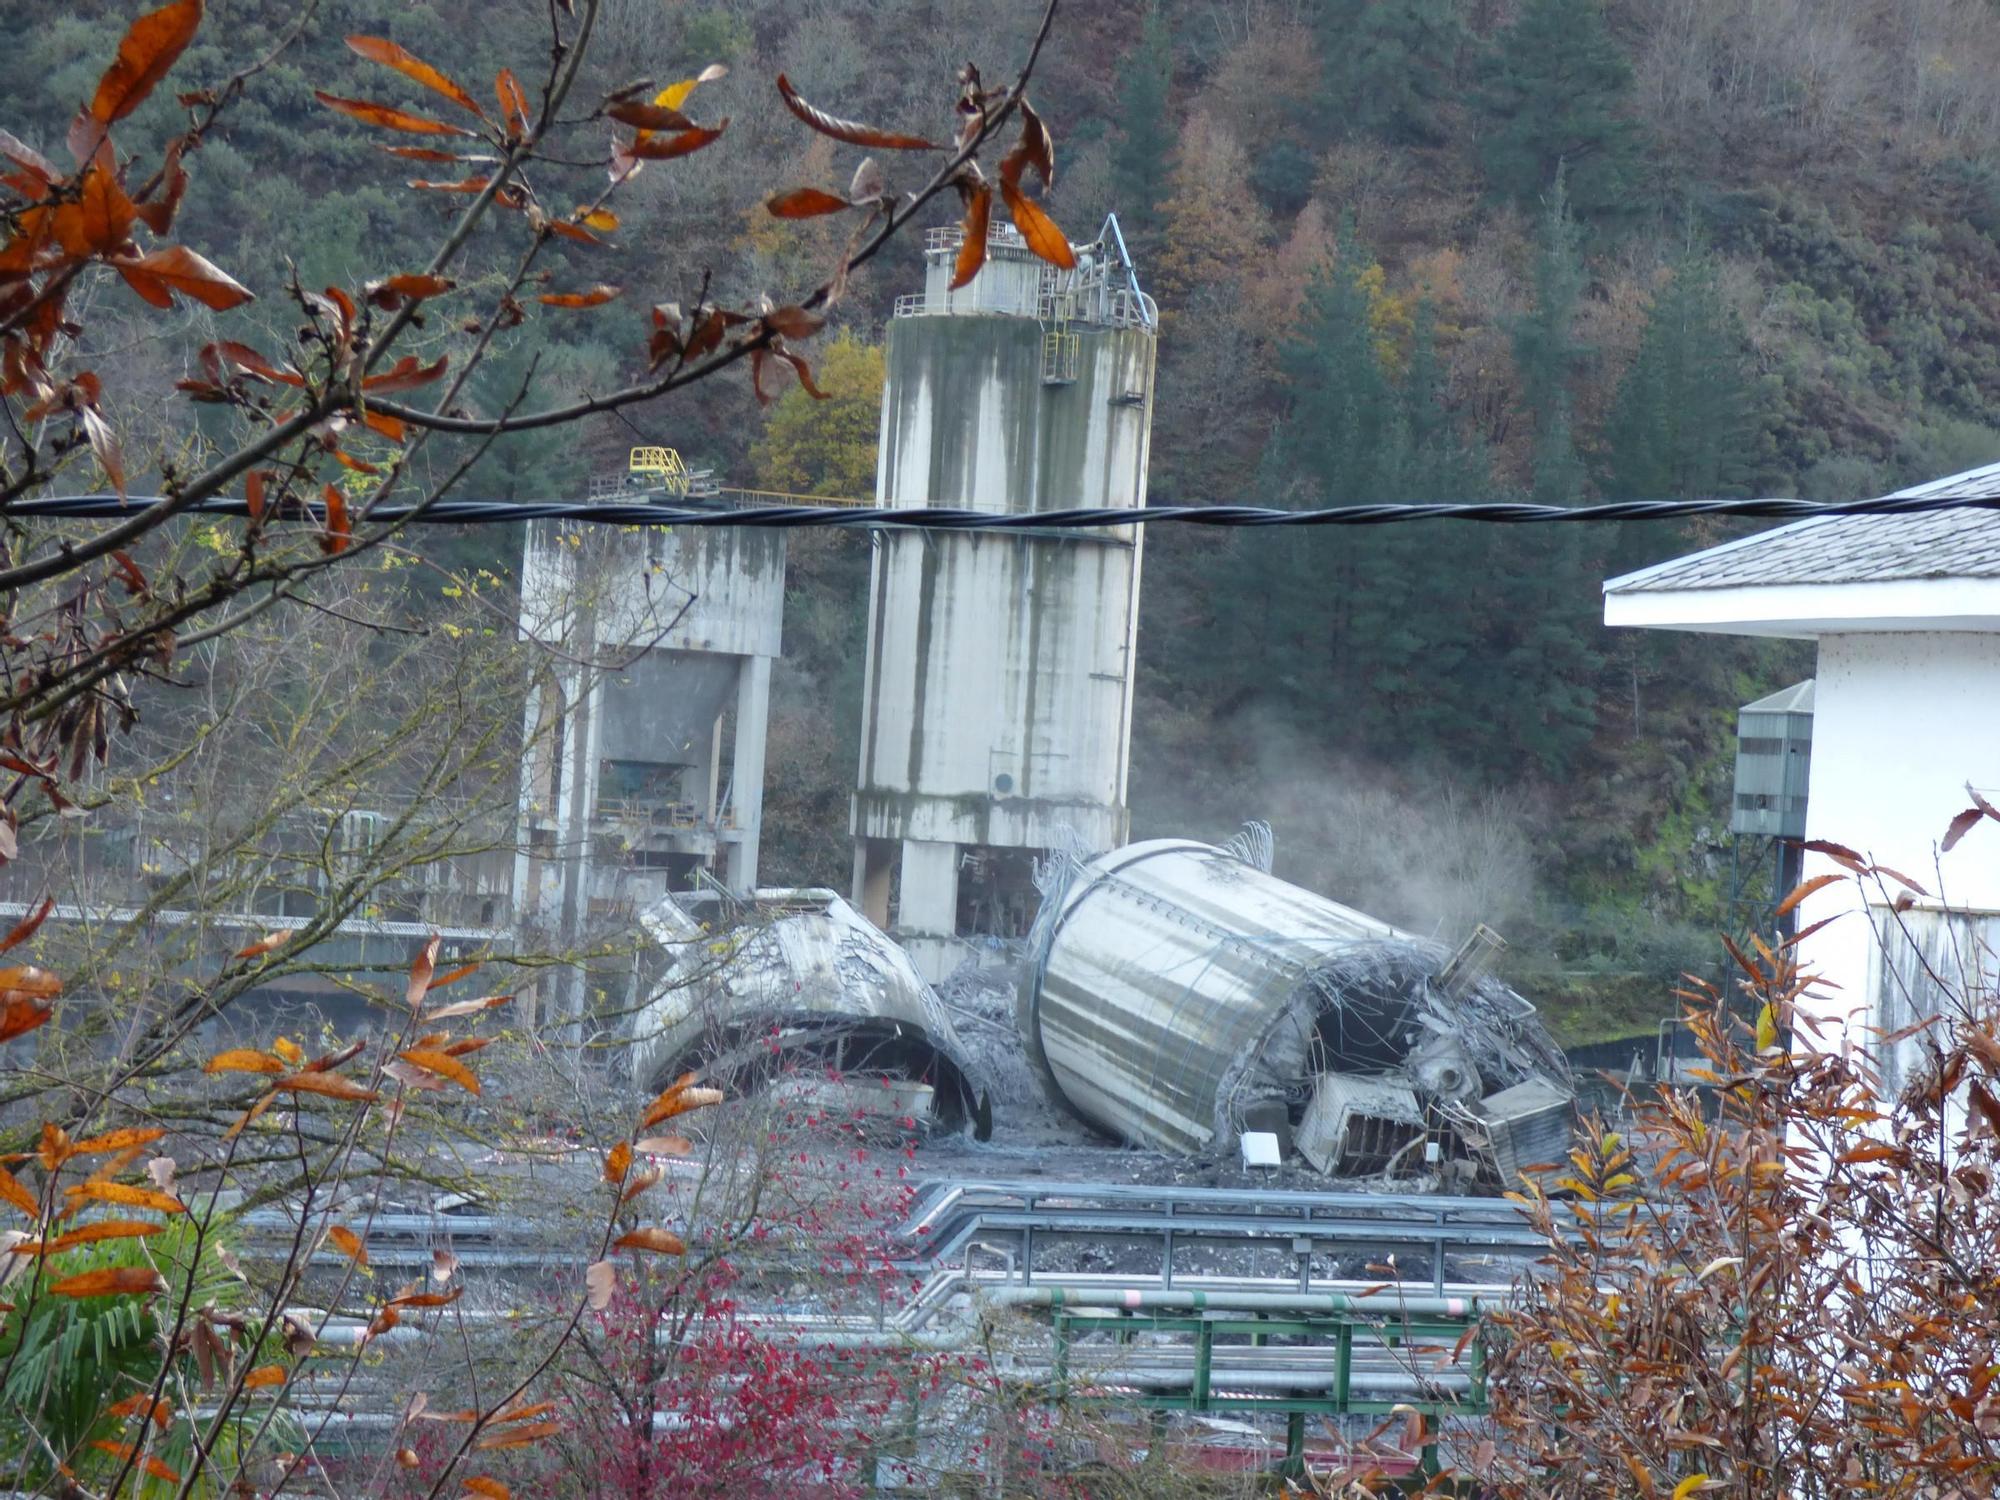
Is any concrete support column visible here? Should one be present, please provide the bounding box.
[898,838,960,981]
[723,654,771,893]
[852,837,894,928]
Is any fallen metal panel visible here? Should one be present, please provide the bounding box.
[1018,838,1572,1185]
[634,887,988,1131]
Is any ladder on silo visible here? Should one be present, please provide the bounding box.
[1038,274,1080,385]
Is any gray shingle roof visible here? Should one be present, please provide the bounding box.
[1605,462,2000,593]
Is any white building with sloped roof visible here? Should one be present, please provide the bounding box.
[1603,463,2000,1059]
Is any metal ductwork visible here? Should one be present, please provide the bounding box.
[1017,839,1572,1182]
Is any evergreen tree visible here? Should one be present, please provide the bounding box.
[1486,177,1603,775]
[1602,253,1766,506]
[1510,176,1591,505]
[1317,0,1468,146]
[1110,2,1174,237]
[1479,0,1646,225]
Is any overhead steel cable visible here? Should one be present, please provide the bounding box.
[10,489,2000,531]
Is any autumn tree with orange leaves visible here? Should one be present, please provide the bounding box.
[1471,803,2000,1499]
[0,0,1078,1492]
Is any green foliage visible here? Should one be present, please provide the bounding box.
[1315,0,1468,146]
[1110,2,1174,237]
[1479,0,1647,224]
[0,1218,287,1497]
[748,333,884,498]
[1603,253,1767,504]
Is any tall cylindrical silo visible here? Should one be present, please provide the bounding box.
[1017,839,1571,1172]
[851,216,1157,981]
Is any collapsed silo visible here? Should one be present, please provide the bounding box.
[1017,838,1573,1187]
[634,888,989,1136]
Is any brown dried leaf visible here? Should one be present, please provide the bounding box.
[951,183,991,290]
[233,932,287,962]
[1000,98,1055,192]
[388,1284,461,1309]
[327,1224,368,1267]
[0,1166,41,1220]
[604,1141,631,1185]
[133,137,188,234]
[0,995,53,1045]
[618,1165,662,1204]
[274,1071,379,1103]
[213,341,304,386]
[50,1266,168,1298]
[314,90,475,137]
[537,285,620,308]
[25,1220,164,1257]
[1943,806,1986,853]
[496,68,532,137]
[69,1126,164,1156]
[222,1091,276,1141]
[397,1048,479,1094]
[0,130,55,188]
[91,0,204,128]
[1776,872,1845,920]
[607,100,693,131]
[776,348,826,399]
[407,176,491,194]
[0,968,57,1004]
[205,1048,282,1076]
[491,1401,557,1426]
[68,1181,185,1215]
[463,1478,511,1500]
[766,187,850,219]
[585,1258,615,1310]
[776,74,940,150]
[81,407,126,499]
[625,124,727,160]
[476,1419,561,1450]
[346,36,486,119]
[424,992,511,1021]
[0,898,53,953]
[634,1135,692,1156]
[242,1363,288,1390]
[849,156,884,203]
[1000,180,1075,270]
[106,1391,172,1423]
[114,245,254,309]
[89,1440,179,1484]
[613,1227,686,1256]
[320,485,350,556]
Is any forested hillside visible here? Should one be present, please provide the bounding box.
[16,0,2000,1036]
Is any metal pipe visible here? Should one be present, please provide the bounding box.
[979,1286,1502,1319]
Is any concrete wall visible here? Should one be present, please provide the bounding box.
[1791,631,2000,1042]
[855,319,1151,855]
[514,516,787,976]
[520,521,785,658]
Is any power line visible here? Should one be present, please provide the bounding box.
[12,490,2000,532]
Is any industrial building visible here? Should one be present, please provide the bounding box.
[850,216,1157,981]
[513,455,783,1017]
[1605,461,2000,1077]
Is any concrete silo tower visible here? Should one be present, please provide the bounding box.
[850,215,1158,980]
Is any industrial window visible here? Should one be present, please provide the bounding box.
[1738,736,1789,756]
[599,760,684,806]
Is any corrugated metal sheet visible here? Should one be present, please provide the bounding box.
[1018,840,1570,1170]
[633,888,985,1128]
